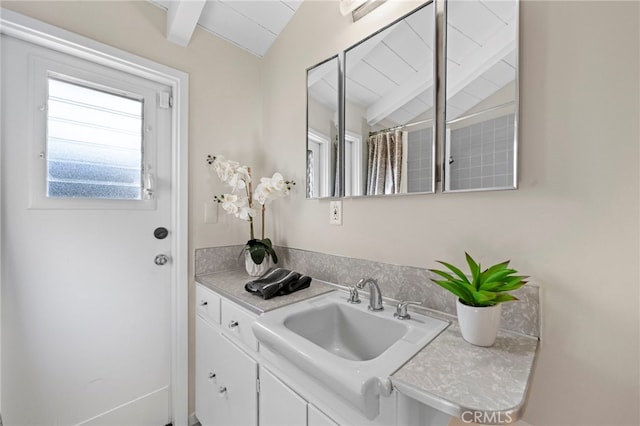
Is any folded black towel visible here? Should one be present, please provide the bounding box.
[245,268,312,299]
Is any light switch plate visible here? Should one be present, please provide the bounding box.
[204,202,218,224]
[329,200,342,225]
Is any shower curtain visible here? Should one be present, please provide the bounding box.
[366,129,406,195]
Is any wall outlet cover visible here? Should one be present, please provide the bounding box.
[329,200,342,225]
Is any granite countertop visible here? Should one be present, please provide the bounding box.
[391,325,538,421]
[195,269,539,423]
[195,269,337,314]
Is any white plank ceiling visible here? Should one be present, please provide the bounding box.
[151,0,516,125]
[150,0,302,57]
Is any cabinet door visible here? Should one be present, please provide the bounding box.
[308,404,339,426]
[195,317,218,426]
[259,366,307,426]
[214,330,258,426]
[196,316,258,426]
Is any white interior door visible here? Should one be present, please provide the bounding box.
[1,34,174,425]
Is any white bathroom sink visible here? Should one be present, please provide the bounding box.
[283,302,408,361]
[252,291,449,419]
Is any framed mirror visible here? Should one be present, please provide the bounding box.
[343,1,435,197]
[306,56,340,199]
[443,0,519,192]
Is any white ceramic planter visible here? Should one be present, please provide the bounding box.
[245,251,273,277]
[456,299,502,347]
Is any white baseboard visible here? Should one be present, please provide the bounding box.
[74,387,169,426]
[188,414,200,426]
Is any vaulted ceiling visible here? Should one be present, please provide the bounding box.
[150,0,516,125]
[149,0,302,57]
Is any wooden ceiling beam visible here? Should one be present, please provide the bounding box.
[167,0,207,47]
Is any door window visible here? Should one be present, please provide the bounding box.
[46,76,144,200]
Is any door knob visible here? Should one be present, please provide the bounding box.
[154,254,169,265]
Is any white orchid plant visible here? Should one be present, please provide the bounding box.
[206,154,295,265]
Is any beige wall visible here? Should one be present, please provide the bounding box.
[261,1,639,426]
[3,1,639,425]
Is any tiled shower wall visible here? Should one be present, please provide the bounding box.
[195,245,540,338]
[448,113,515,190]
[407,127,433,193]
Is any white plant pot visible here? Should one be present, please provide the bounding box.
[456,299,502,347]
[244,251,273,277]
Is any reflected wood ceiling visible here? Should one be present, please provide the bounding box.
[309,0,517,127]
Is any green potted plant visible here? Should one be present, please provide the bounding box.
[207,154,295,276]
[430,253,528,346]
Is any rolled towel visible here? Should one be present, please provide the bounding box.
[245,268,301,300]
[277,275,312,296]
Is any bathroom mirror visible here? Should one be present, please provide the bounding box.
[343,1,435,197]
[306,56,340,199]
[443,0,519,192]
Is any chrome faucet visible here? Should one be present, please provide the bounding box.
[356,278,383,311]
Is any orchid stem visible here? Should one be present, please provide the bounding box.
[261,205,266,240]
[247,167,255,240]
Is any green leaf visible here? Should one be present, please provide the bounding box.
[465,253,480,278]
[492,293,519,303]
[479,280,508,292]
[481,260,510,278]
[473,290,497,306]
[480,269,518,287]
[266,244,278,264]
[248,244,266,264]
[466,253,484,290]
[430,268,463,283]
[429,269,475,294]
[432,279,475,305]
[493,276,528,292]
[436,261,470,284]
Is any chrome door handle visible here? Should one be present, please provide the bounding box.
[154,254,169,265]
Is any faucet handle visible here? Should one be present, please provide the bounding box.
[347,286,361,304]
[394,301,422,320]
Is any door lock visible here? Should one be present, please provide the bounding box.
[154,227,169,240]
[154,254,169,266]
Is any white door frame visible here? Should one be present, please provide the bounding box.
[0,9,189,425]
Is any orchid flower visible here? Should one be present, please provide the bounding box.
[254,172,295,205]
[207,154,295,256]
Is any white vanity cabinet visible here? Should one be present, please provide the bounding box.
[195,285,258,426]
[195,282,359,426]
[258,366,307,426]
[308,404,339,426]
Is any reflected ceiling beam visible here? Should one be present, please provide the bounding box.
[366,67,432,125]
[365,22,515,125]
[167,0,207,47]
[447,25,516,98]
[308,30,388,88]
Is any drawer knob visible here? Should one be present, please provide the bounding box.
[208,372,216,379]
[199,300,208,306]
[218,386,227,395]
[228,320,239,329]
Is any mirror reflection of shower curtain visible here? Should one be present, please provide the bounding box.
[306,149,314,198]
[366,130,405,195]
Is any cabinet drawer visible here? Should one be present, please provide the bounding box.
[221,298,258,352]
[196,284,221,325]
